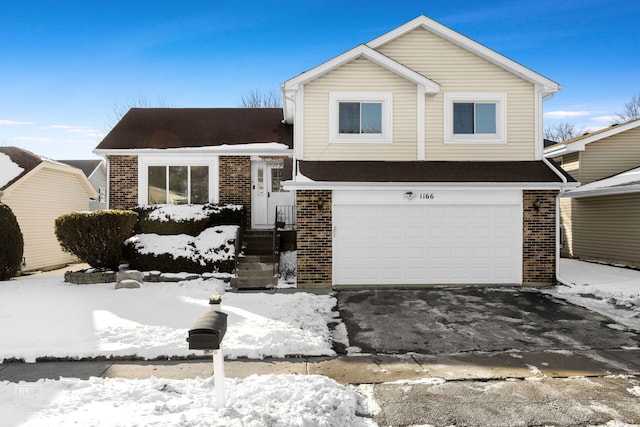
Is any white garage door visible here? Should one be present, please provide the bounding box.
[333,193,522,285]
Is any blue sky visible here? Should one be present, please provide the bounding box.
[1,0,639,159]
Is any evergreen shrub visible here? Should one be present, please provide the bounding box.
[132,204,245,236]
[0,203,24,280]
[55,210,138,270]
[122,226,238,274]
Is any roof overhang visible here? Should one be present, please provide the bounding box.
[284,180,574,191]
[367,15,561,94]
[545,119,640,158]
[281,44,440,124]
[93,144,294,158]
[2,159,98,199]
[560,167,640,198]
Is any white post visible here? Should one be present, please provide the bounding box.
[213,347,226,408]
[209,294,225,408]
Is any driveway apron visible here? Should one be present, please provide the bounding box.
[337,288,640,354]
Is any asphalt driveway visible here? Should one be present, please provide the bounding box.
[337,287,640,354]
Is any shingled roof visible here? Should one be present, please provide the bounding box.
[58,159,103,178]
[298,160,575,183]
[0,147,43,191]
[95,108,292,150]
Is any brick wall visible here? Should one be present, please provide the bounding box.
[219,156,251,226]
[108,155,138,209]
[296,190,332,288]
[523,190,558,285]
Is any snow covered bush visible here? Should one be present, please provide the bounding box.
[123,225,238,274]
[0,203,24,280]
[55,210,138,270]
[132,204,244,236]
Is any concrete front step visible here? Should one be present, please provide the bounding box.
[238,261,273,268]
[238,255,274,263]
[230,276,278,289]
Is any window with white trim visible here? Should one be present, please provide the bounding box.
[330,93,392,143]
[148,165,209,205]
[138,155,218,206]
[445,93,506,144]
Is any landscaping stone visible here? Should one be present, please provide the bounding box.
[116,270,144,283]
[64,270,116,284]
[115,279,141,289]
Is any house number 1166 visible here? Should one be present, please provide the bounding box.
[420,193,435,200]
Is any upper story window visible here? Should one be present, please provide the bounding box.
[445,93,506,144]
[330,92,392,143]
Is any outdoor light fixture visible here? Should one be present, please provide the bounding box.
[317,199,324,209]
[532,197,542,211]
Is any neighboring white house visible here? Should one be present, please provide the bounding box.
[0,147,98,271]
[59,159,107,210]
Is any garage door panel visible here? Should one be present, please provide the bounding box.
[334,202,522,285]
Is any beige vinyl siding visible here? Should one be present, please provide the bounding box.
[377,27,537,161]
[558,152,580,181]
[571,194,640,268]
[303,57,418,160]
[579,126,640,184]
[559,197,573,257]
[3,166,92,271]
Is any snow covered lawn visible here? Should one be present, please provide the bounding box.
[546,258,640,332]
[0,269,338,363]
[2,375,375,426]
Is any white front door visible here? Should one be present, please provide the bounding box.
[251,159,294,229]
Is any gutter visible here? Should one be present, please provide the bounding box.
[283,180,573,191]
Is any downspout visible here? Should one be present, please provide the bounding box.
[542,156,570,286]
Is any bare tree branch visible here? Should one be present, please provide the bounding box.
[612,94,640,124]
[240,88,281,108]
[105,98,172,131]
[544,122,587,142]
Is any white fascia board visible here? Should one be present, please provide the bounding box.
[548,119,640,157]
[283,180,575,191]
[368,15,560,92]
[94,147,294,157]
[281,45,440,105]
[543,144,569,158]
[561,184,640,199]
[280,45,439,125]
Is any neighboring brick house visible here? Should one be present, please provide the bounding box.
[545,119,640,269]
[96,15,576,288]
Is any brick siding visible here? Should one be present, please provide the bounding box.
[108,155,138,210]
[296,190,332,287]
[219,156,251,226]
[523,190,558,285]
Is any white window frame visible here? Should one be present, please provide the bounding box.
[329,92,392,144]
[138,154,219,205]
[444,93,506,144]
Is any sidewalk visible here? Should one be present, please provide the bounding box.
[2,348,639,384]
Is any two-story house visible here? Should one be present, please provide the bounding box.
[545,119,640,269]
[281,16,575,287]
[95,15,576,287]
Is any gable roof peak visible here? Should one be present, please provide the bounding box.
[367,15,560,92]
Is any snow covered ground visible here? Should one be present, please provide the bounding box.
[2,258,639,426]
[0,270,337,363]
[549,258,640,332]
